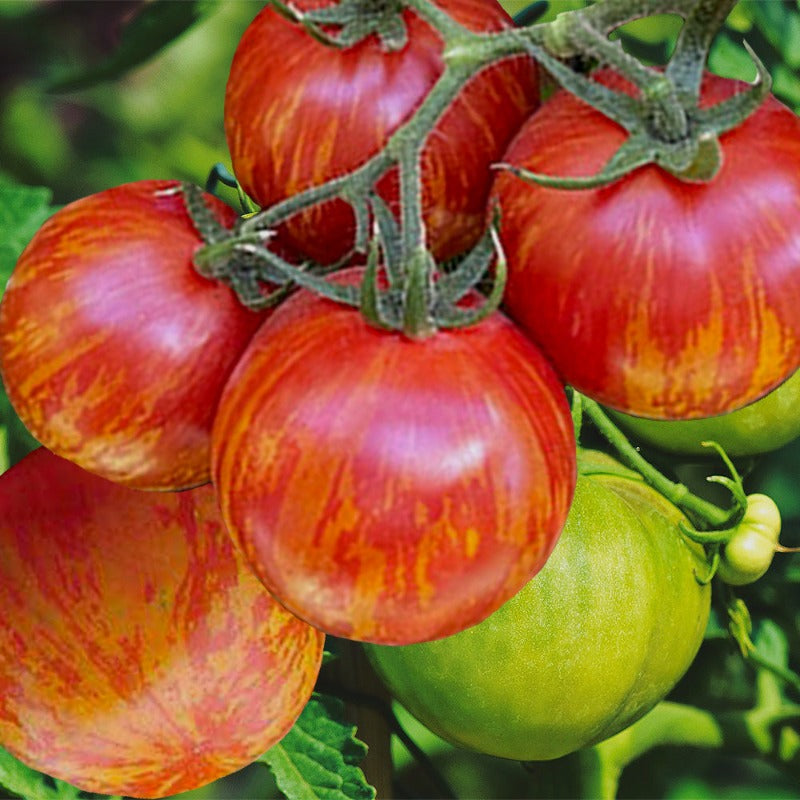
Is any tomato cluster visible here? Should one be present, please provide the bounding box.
[1,1,798,798]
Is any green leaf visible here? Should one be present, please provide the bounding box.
[52,779,82,800]
[709,34,764,81]
[773,64,800,112]
[0,747,63,800]
[48,0,217,92]
[749,1,799,67]
[0,181,53,292]
[259,694,376,800]
[752,619,790,669]
[0,180,51,471]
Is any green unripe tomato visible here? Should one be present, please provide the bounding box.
[365,460,710,761]
[607,369,800,457]
[717,494,782,586]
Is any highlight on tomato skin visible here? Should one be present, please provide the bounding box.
[211,268,577,647]
[0,180,268,492]
[224,0,540,265]
[492,70,800,420]
[0,448,325,799]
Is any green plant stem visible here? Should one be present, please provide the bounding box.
[595,702,724,792]
[400,0,470,40]
[238,0,692,242]
[221,0,739,269]
[203,0,759,322]
[667,0,738,95]
[530,699,800,799]
[239,149,394,236]
[579,0,697,35]
[749,651,800,694]
[580,396,732,529]
[544,6,664,89]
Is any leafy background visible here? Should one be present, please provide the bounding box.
[1,1,800,798]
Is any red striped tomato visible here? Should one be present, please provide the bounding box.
[0,180,267,490]
[224,0,539,265]
[0,448,324,798]
[492,71,800,419]
[211,270,576,645]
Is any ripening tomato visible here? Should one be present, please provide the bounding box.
[365,453,711,761]
[0,180,267,490]
[0,448,324,798]
[492,70,800,419]
[717,493,782,586]
[211,269,576,645]
[608,368,800,458]
[224,0,539,265]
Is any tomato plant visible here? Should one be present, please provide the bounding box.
[211,268,576,645]
[365,456,711,760]
[608,368,800,457]
[0,180,266,490]
[492,70,800,420]
[0,447,324,798]
[224,0,539,264]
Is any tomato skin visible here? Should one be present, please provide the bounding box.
[224,0,539,264]
[609,368,800,458]
[492,71,800,419]
[0,448,324,798]
[0,180,266,490]
[365,463,711,761]
[211,269,576,645]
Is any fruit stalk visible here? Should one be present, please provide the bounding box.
[581,396,733,529]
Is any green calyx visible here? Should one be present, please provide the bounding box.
[507,0,772,189]
[272,0,408,50]
[183,183,291,311]
[188,182,504,337]
[357,200,507,339]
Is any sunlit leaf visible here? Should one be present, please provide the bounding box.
[260,694,376,800]
[0,180,52,292]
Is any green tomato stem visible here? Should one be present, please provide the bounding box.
[580,396,732,529]
[575,0,698,37]
[526,697,800,799]
[568,698,800,798]
[666,0,738,98]
[206,0,763,323]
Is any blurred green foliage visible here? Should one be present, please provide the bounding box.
[0,2,799,799]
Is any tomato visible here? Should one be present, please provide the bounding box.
[365,454,711,761]
[717,493,782,586]
[492,70,800,420]
[224,0,539,265]
[0,180,267,490]
[608,368,800,458]
[211,268,576,646]
[0,448,324,798]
